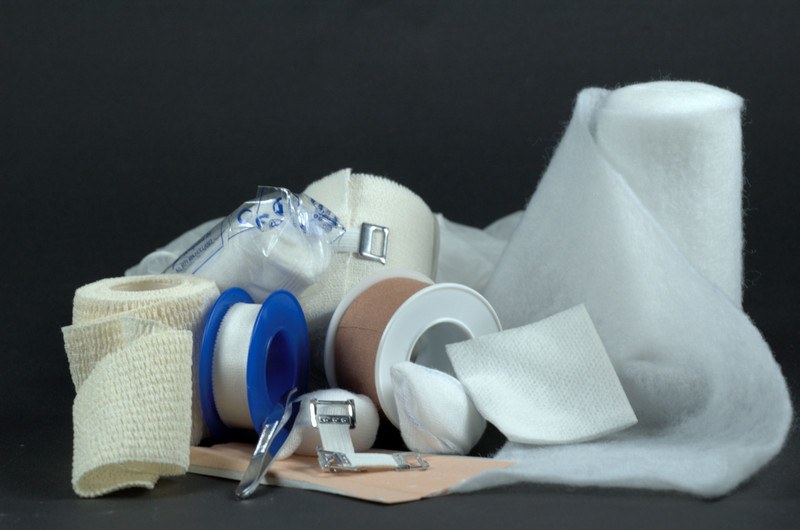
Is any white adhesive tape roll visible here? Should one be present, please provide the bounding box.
[324,270,502,428]
[213,304,261,429]
[197,288,310,445]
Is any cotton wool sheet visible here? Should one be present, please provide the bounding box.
[447,81,792,497]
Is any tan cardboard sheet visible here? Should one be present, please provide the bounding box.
[189,443,513,504]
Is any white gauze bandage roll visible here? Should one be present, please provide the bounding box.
[470,81,792,498]
[63,275,219,497]
[594,81,745,306]
[300,169,438,375]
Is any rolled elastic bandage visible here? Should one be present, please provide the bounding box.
[300,169,438,377]
[62,275,219,497]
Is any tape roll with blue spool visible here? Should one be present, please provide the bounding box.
[199,288,310,452]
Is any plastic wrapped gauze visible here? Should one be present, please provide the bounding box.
[164,187,345,302]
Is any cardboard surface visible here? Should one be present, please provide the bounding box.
[189,443,513,504]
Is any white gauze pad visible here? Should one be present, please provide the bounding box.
[447,305,636,445]
[467,81,792,497]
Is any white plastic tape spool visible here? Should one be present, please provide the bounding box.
[198,288,309,442]
[324,270,502,428]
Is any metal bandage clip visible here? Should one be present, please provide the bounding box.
[359,223,389,264]
[310,398,356,429]
[332,222,389,264]
[309,398,429,473]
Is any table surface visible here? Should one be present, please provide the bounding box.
[3,1,799,528]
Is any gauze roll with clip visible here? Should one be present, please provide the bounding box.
[275,389,380,460]
[299,169,438,378]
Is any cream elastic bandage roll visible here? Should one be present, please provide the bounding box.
[63,274,219,497]
[324,270,502,428]
[300,169,438,381]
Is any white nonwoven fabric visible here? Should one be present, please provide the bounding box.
[452,81,792,498]
[433,214,516,292]
[447,305,637,445]
[390,361,486,455]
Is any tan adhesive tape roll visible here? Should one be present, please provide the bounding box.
[324,270,502,428]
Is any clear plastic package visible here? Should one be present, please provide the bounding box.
[160,187,344,301]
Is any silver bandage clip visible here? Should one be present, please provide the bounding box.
[309,398,428,473]
[333,222,390,264]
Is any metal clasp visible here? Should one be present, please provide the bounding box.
[359,223,389,264]
[316,449,361,472]
[392,452,429,471]
[316,449,430,473]
[309,399,356,429]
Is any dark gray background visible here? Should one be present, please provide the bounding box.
[2,1,798,528]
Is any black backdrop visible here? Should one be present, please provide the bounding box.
[3,1,799,528]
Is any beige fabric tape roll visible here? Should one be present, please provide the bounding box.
[300,169,438,384]
[324,270,502,428]
[62,274,219,497]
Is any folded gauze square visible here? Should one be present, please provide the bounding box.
[446,305,637,446]
[450,81,792,498]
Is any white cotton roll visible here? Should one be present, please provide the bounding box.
[595,81,744,305]
[391,361,486,455]
[476,82,791,498]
